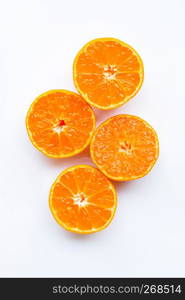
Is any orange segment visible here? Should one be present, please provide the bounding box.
[73,38,144,110]
[90,115,159,181]
[88,189,115,209]
[49,165,117,234]
[26,90,96,158]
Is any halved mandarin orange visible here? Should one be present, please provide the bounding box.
[73,37,144,110]
[26,90,95,158]
[49,165,117,234]
[90,115,159,181]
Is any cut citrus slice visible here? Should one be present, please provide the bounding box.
[49,165,117,234]
[26,90,95,158]
[73,37,144,110]
[90,115,159,181]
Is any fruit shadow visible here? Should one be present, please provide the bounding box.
[113,180,131,193]
[93,107,121,125]
[38,146,93,169]
[63,230,98,240]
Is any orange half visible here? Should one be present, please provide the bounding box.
[90,115,159,181]
[49,165,117,234]
[73,37,144,110]
[26,90,96,158]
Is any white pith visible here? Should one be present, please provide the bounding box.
[103,65,117,80]
[73,193,88,207]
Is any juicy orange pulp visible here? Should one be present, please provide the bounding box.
[26,90,96,158]
[49,165,117,234]
[73,37,144,110]
[90,115,159,181]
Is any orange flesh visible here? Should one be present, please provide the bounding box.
[90,115,159,181]
[26,90,95,158]
[49,165,117,234]
[73,38,144,110]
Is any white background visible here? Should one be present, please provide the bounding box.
[0,0,185,277]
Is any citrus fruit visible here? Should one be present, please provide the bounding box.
[73,37,144,110]
[90,115,159,181]
[49,165,117,234]
[26,90,95,158]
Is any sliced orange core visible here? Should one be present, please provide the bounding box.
[73,193,87,207]
[120,141,132,155]
[53,119,66,134]
[104,65,117,80]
